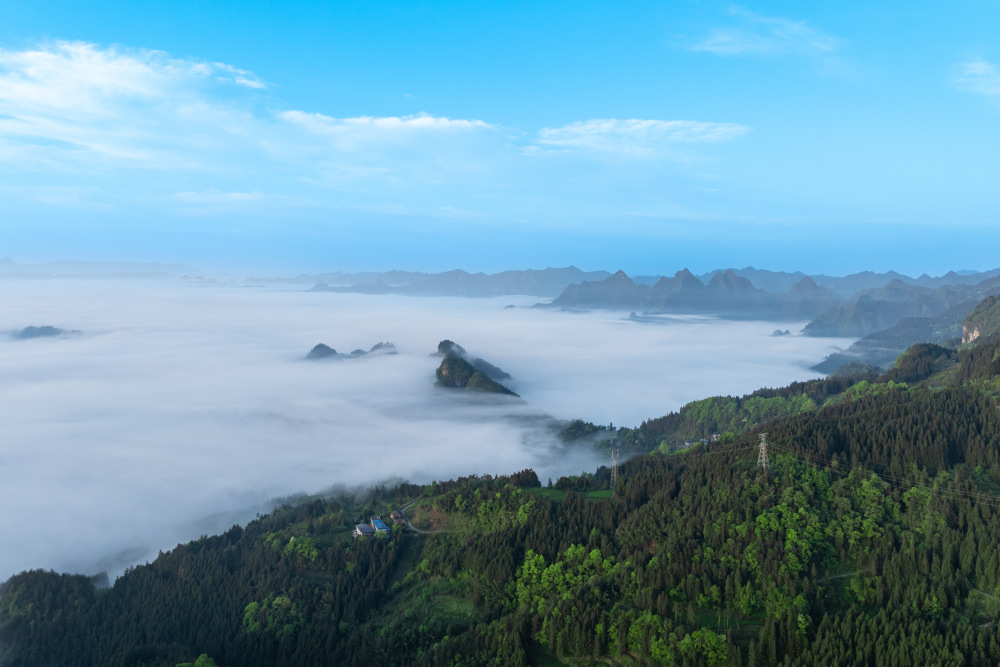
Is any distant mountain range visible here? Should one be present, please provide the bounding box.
[697,266,1000,300]
[810,277,1000,372]
[802,277,1000,338]
[286,265,1000,319]
[539,269,840,320]
[811,306,969,373]
[279,262,1000,374]
[293,266,612,298]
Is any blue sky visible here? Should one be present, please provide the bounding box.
[2,1,1000,276]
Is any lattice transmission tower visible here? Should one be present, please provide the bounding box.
[610,449,620,497]
[757,433,769,472]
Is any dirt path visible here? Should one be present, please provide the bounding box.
[399,498,452,534]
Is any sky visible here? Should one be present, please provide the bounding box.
[2,1,1000,275]
[0,279,853,579]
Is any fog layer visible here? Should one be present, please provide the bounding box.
[0,280,854,580]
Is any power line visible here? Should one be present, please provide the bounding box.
[763,440,1000,509]
[607,434,1000,509]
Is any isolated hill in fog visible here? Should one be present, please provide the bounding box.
[304,342,397,360]
[11,326,80,340]
[434,340,512,381]
[435,354,519,396]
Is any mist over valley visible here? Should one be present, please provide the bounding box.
[0,277,853,580]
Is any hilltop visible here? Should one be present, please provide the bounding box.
[10,325,79,340]
[434,340,518,396]
[304,342,397,360]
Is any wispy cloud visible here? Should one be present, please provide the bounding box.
[0,40,750,223]
[0,41,496,176]
[535,119,749,157]
[210,62,267,89]
[955,60,1000,98]
[690,7,838,57]
[277,111,497,167]
[0,41,266,170]
[280,111,492,139]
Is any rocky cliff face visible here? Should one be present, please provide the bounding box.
[960,295,1000,345]
[963,322,981,345]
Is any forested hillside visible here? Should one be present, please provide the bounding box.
[6,343,1000,666]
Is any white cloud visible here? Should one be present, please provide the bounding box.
[211,62,267,89]
[278,110,495,153]
[0,41,265,169]
[0,41,495,177]
[0,40,751,222]
[535,119,749,157]
[281,110,492,135]
[955,60,1000,98]
[691,7,838,57]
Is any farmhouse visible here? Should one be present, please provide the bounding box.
[353,524,375,539]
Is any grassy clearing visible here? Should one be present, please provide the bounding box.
[384,573,479,636]
[407,501,467,532]
[529,488,569,501]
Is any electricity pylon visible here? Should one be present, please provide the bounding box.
[757,433,769,473]
[610,449,620,497]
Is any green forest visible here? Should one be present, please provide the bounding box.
[7,338,1000,666]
